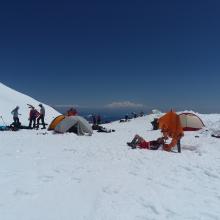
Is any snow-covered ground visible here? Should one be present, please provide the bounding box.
[0,115,220,220]
[1,83,220,220]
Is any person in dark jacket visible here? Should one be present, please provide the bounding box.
[125,114,129,121]
[37,104,46,129]
[151,118,159,130]
[96,115,101,125]
[92,114,97,125]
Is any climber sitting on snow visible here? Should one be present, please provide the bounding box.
[127,135,165,150]
[127,111,184,152]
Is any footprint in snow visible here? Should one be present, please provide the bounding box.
[63,148,76,153]
[39,175,54,182]
[129,171,138,176]
[13,189,34,197]
[138,198,160,215]
[181,145,198,151]
[53,169,61,173]
[180,166,192,172]
[204,170,219,179]
[102,186,119,195]
[70,177,81,183]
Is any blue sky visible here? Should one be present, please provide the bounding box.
[0,0,220,112]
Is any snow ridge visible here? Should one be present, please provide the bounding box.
[0,82,59,125]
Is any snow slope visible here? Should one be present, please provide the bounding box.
[0,112,220,220]
[0,82,60,125]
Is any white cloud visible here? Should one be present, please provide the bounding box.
[52,104,79,108]
[105,101,144,109]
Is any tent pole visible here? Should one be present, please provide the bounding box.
[177,139,181,153]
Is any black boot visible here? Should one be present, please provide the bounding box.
[127,142,137,149]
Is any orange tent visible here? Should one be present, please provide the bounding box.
[48,115,65,130]
[158,111,184,151]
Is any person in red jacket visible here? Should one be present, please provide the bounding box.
[127,128,183,152]
[29,107,40,128]
[127,135,165,150]
[66,108,77,116]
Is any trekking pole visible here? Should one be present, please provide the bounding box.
[0,116,7,126]
[177,139,181,153]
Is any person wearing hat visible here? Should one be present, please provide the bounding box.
[37,104,46,129]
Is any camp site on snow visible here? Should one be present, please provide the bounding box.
[1,82,220,220]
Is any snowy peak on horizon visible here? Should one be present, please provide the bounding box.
[0,82,60,125]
